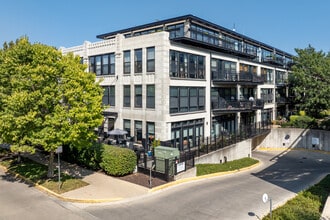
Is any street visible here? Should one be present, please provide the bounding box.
[1,150,330,220]
[83,150,330,220]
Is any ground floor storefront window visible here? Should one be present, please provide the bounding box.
[171,118,204,151]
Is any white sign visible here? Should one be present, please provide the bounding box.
[312,137,319,145]
[262,193,269,203]
[55,146,63,153]
[177,162,185,173]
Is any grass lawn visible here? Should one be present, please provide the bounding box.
[0,157,88,194]
[262,174,330,220]
[196,157,258,176]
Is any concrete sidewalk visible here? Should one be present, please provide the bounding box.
[22,152,149,203]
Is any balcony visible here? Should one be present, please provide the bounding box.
[211,98,265,113]
[276,96,289,105]
[212,72,264,85]
[262,56,285,67]
[238,72,265,85]
[171,36,257,59]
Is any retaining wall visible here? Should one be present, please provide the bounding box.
[258,128,330,151]
[195,139,252,165]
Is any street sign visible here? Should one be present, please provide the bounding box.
[55,146,63,154]
[262,193,268,203]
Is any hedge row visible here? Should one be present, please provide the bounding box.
[62,143,137,176]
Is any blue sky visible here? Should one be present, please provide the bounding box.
[1,0,329,55]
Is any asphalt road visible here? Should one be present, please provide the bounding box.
[82,150,330,220]
[1,150,330,220]
[0,169,97,220]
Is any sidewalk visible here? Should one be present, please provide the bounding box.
[23,151,150,203]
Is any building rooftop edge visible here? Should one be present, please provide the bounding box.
[96,14,293,57]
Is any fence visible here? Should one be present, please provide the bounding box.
[138,121,271,182]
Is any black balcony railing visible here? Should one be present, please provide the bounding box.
[239,72,264,84]
[162,121,271,157]
[212,98,266,111]
[276,96,288,104]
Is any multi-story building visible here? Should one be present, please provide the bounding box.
[61,15,293,152]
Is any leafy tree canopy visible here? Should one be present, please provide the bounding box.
[0,37,104,176]
[291,45,330,117]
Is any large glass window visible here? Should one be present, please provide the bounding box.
[134,85,142,108]
[170,87,205,113]
[167,23,184,39]
[123,85,131,107]
[89,53,115,76]
[146,47,155,72]
[169,50,205,79]
[123,119,131,137]
[146,85,155,108]
[134,48,142,73]
[123,50,131,74]
[211,58,237,80]
[134,120,143,142]
[102,86,115,106]
[190,24,219,46]
[261,68,274,84]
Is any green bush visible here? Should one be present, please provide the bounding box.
[62,142,103,170]
[283,115,316,129]
[320,118,330,131]
[100,145,137,176]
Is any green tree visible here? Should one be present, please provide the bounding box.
[291,45,330,117]
[0,37,104,177]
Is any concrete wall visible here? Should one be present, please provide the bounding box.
[195,139,252,165]
[258,128,330,151]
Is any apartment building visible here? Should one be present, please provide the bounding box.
[61,15,293,152]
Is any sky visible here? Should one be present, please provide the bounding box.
[1,0,329,55]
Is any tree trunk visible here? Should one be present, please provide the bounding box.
[47,151,54,178]
[17,152,22,163]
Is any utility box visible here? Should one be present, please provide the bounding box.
[154,146,180,175]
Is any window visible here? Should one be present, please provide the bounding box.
[110,53,115,74]
[89,53,115,75]
[170,87,205,113]
[167,23,184,39]
[146,47,155,72]
[211,58,237,80]
[134,49,142,73]
[95,56,101,75]
[134,85,142,108]
[261,68,273,84]
[147,122,155,146]
[102,55,109,74]
[135,120,142,142]
[123,85,131,107]
[146,85,155,108]
[102,86,115,106]
[123,50,131,74]
[169,50,205,79]
[123,119,131,137]
[89,56,95,73]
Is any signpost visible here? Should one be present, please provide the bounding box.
[262,193,272,220]
[55,146,63,189]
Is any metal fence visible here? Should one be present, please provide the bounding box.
[137,121,271,182]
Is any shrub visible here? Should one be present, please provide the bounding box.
[100,145,137,176]
[283,115,316,129]
[62,142,103,170]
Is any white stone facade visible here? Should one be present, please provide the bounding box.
[61,15,291,151]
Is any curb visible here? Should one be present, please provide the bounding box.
[149,161,260,193]
[1,160,260,203]
[257,147,330,155]
[0,163,122,203]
